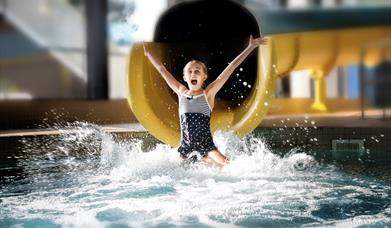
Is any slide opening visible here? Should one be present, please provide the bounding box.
[153,0,260,108]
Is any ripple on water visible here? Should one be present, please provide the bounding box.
[1,123,390,227]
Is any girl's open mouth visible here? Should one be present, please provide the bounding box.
[191,80,197,85]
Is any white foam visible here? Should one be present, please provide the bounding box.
[3,122,389,227]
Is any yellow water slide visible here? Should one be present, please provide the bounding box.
[127,5,391,147]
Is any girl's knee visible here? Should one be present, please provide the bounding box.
[207,150,228,165]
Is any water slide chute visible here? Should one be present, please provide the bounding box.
[127,1,391,146]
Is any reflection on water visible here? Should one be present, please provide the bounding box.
[0,122,390,227]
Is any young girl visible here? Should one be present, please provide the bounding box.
[143,35,267,168]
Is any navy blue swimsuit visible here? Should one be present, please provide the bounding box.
[178,92,217,159]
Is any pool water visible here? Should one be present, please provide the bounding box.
[0,123,390,227]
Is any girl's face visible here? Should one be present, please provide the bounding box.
[183,62,207,91]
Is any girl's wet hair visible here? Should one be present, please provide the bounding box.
[184,60,208,75]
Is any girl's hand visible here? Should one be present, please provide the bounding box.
[248,35,268,49]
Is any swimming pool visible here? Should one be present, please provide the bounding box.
[1,122,390,227]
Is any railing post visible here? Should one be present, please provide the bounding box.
[86,0,108,99]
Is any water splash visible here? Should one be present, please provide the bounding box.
[1,122,390,227]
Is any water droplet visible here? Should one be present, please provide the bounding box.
[248,85,251,88]
[264,102,269,106]
[239,68,243,71]
[243,82,248,86]
[311,121,315,125]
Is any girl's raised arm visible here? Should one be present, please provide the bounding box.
[205,35,267,98]
[143,42,186,95]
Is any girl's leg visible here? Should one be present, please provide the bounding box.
[202,156,223,168]
[203,149,228,168]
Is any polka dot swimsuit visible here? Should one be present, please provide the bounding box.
[178,91,217,159]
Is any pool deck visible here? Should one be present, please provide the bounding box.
[1,109,390,173]
[0,109,389,138]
